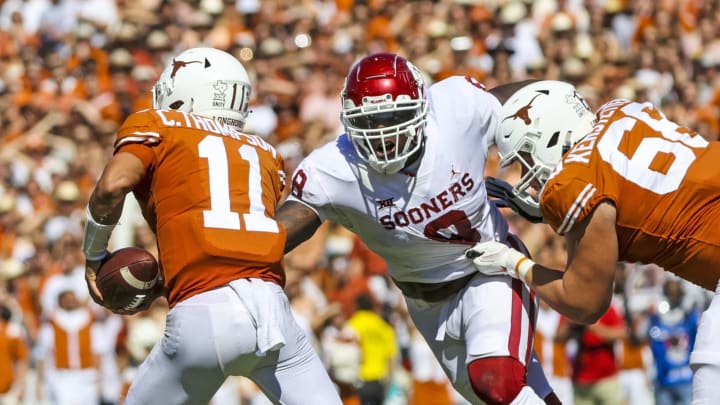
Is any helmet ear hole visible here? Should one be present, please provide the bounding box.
[546,131,560,148]
[169,100,185,110]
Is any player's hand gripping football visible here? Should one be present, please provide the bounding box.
[465,241,534,282]
[84,252,165,316]
[85,251,109,306]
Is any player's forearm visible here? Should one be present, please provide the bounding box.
[529,203,618,324]
[89,152,145,224]
[275,201,322,253]
[526,263,612,324]
[85,154,144,260]
[84,186,125,261]
[88,186,126,225]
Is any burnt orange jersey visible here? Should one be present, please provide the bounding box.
[114,109,286,306]
[541,99,720,290]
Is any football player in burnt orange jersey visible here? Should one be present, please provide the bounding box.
[81,47,341,405]
[467,80,720,402]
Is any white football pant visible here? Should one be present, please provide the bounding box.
[125,279,341,405]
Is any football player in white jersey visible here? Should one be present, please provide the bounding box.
[276,53,560,405]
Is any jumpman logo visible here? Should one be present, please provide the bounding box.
[451,165,461,178]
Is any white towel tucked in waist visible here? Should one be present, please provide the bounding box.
[229,278,287,355]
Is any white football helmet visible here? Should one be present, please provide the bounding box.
[341,53,428,174]
[496,80,596,209]
[153,47,251,129]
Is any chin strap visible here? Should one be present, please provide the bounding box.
[485,177,544,224]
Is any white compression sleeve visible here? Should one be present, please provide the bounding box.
[83,207,116,261]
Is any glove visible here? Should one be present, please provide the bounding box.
[465,241,534,282]
[485,177,544,223]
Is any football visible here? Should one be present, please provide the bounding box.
[96,247,160,312]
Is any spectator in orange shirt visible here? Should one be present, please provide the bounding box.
[0,301,29,405]
[35,290,103,405]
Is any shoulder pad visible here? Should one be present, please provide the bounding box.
[114,110,163,151]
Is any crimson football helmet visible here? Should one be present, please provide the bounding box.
[341,53,428,174]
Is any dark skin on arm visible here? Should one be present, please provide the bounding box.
[488,80,539,104]
[275,201,323,254]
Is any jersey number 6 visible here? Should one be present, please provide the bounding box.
[597,103,708,195]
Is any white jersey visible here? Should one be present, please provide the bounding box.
[287,76,507,283]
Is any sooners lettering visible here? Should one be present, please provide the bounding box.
[380,173,474,230]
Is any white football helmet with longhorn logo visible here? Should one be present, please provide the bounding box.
[153,47,251,129]
[495,80,596,210]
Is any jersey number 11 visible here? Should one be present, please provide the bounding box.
[198,135,279,233]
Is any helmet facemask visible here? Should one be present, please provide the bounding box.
[498,138,557,210]
[496,80,596,211]
[341,53,429,175]
[343,94,427,174]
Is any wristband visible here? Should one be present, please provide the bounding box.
[83,207,116,261]
[514,256,535,283]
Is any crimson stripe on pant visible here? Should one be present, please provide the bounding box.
[508,279,535,364]
[508,278,523,359]
[524,288,536,364]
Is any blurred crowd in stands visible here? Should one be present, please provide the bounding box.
[0,0,717,404]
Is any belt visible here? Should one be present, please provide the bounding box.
[392,272,475,302]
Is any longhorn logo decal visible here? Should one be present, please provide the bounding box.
[170,58,210,79]
[502,90,548,126]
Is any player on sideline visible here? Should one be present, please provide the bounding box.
[275,52,560,405]
[468,79,720,402]
[82,47,342,405]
